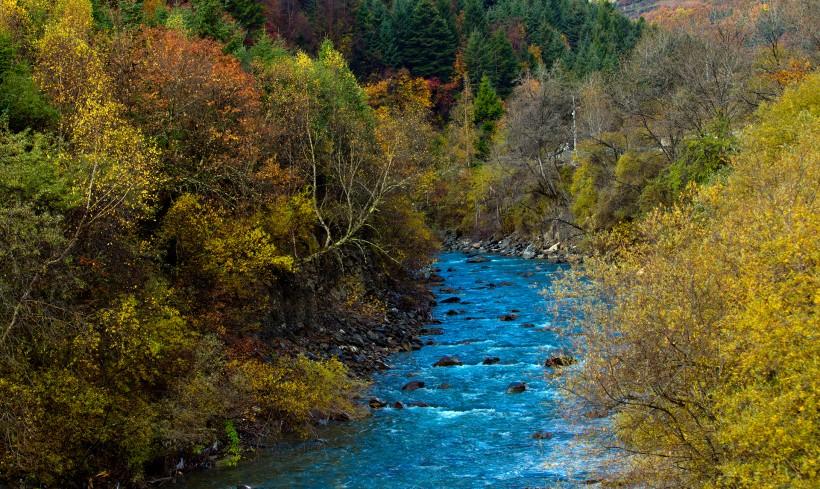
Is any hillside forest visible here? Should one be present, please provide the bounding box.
[0,0,817,487]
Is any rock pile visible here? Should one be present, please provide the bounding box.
[443,232,581,264]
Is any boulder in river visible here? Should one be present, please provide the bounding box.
[506,382,527,394]
[441,296,461,303]
[446,309,460,316]
[531,431,553,440]
[401,380,425,391]
[544,355,575,368]
[521,323,536,328]
[482,356,501,365]
[433,356,463,367]
[392,401,404,409]
[466,255,489,263]
[369,398,387,408]
[407,401,430,407]
[499,313,518,321]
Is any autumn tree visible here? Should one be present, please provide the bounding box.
[560,72,820,489]
[112,27,267,202]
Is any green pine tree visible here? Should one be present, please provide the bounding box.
[487,30,518,97]
[378,17,399,68]
[400,0,457,79]
[224,0,265,31]
[538,23,567,69]
[461,0,486,37]
[473,75,502,159]
[464,30,488,87]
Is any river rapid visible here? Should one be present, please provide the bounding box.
[177,252,604,489]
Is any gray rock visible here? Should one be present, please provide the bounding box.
[369,398,387,408]
[401,380,425,391]
[506,382,527,394]
[532,431,553,440]
[433,355,463,367]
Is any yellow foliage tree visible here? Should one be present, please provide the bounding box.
[561,73,819,488]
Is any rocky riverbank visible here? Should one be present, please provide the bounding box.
[268,281,436,377]
[442,232,582,264]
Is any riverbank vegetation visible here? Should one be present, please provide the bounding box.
[1,0,436,486]
[561,69,818,489]
[1,0,817,487]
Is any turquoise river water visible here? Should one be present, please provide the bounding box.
[177,252,605,489]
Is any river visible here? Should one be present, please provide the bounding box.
[177,252,605,488]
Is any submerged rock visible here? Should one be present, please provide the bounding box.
[392,401,404,409]
[499,313,518,321]
[466,255,489,263]
[407,401,430,407]
[433,356,463,367]
[506,382,527,393]
[438,383,451,389]
[441,296,461,303]
[531,431,553,440]
[482,356,501,365]
[401,380,425,391]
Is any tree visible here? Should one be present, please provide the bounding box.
[400,0,457,79]
[112,27,267,202]
[446,77,477,167]
[224,0,265,31]
[505,69,573,201]
[560,72,820,489]
[473,75,502,159]
[461,0,486,36]
[535,22,567,69]
[464,29,488,87]
[0,34,56,131]
[186,0,245,52]
[486,29,519,97]
[351,0,389,76]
